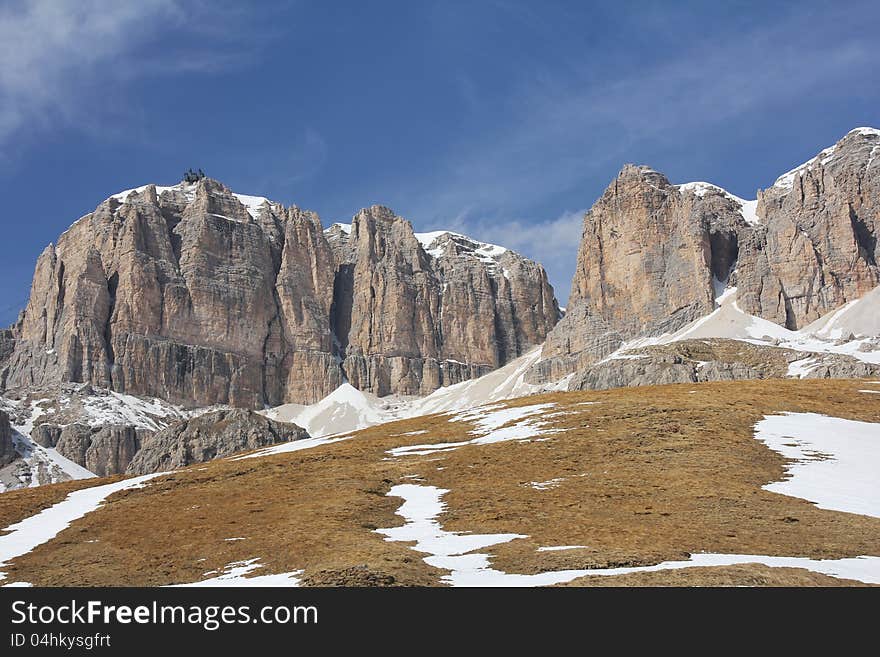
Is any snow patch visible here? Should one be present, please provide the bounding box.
[537,545,589,552]
[786,357,817,379]
[324,222,352,235]
[529,478,564,491]
[753,413,880,518]
[388,403,559,458]
[377,483,880,586]
[233,435,353,461]
[233,193,271,219]
[414,230,509,264]
[171,559,302,587]
[677,181,760,225]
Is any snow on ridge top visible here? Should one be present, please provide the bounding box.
[108,183,275,220]
[772,127,879,192]
[233,193,272,219]
[772,145,837,191]
[414,230,509,262]
[849,126,880,137]
[414,229,467,250]
[677,181,724,198]
[324,222,352,235]
[677,181,760,226]
[109,182,195,204]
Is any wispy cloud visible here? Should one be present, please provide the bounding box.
[401,4,878,298]
[414,18,874,217]
[0,0,266,147]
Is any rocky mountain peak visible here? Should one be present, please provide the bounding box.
[530,126,880,382]
[766,126,880,194]
[1,179,560,407]
[617,163,671,185]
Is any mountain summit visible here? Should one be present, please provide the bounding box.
[531,127,880,382]
[0,179,560,407]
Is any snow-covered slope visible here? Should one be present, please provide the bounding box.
[0,398,96,492]
[413,230,509,263]
[610,283,880,366]
[405,348,552,416]
[265,384,391,438]
[263,348,561,438]
[801,286,880,340]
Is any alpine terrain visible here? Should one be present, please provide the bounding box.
[0,128,878,587]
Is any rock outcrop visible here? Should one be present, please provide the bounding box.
[737,128,880,328]
[126,409,309,474]
[330,210,559,396]
[0,411,15,467]
[2,180,559,407]
[53,423,147,477]
[0,329,14,377]
[533,127,880,381]
[567,339,880,392]
[534,167,748,380]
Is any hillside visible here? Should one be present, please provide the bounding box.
[1,378,878,587]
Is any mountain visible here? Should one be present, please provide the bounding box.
[2,127,879,494]
[0,179,560,408]
[738,127,880,327]
[533,127,880,383]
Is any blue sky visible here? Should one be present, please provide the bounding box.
[1,0,878,324]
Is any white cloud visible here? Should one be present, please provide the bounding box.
[0,0,261,146]
[0,1,171,140]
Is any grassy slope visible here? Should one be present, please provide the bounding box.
[1,379,879,586]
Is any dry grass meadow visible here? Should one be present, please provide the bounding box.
[1,378,878,586]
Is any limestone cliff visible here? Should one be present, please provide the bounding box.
[1,180,559,406]
[533,127,880,381]
[737,128,880,327]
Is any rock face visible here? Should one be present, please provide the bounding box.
[1,180,559,407]
[535,167,748,379]
[534,128,880,381]
[126,409,309,474]
[737,128,880,328]
[0,329,14,381]
[329,211,559,396]
[0,411,15,467]
[32,423,62,448]
[54,423,147,477]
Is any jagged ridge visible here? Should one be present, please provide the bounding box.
[0,180,560,407]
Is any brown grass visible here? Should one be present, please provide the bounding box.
[0,476,122,533]
[1,378,878,587]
